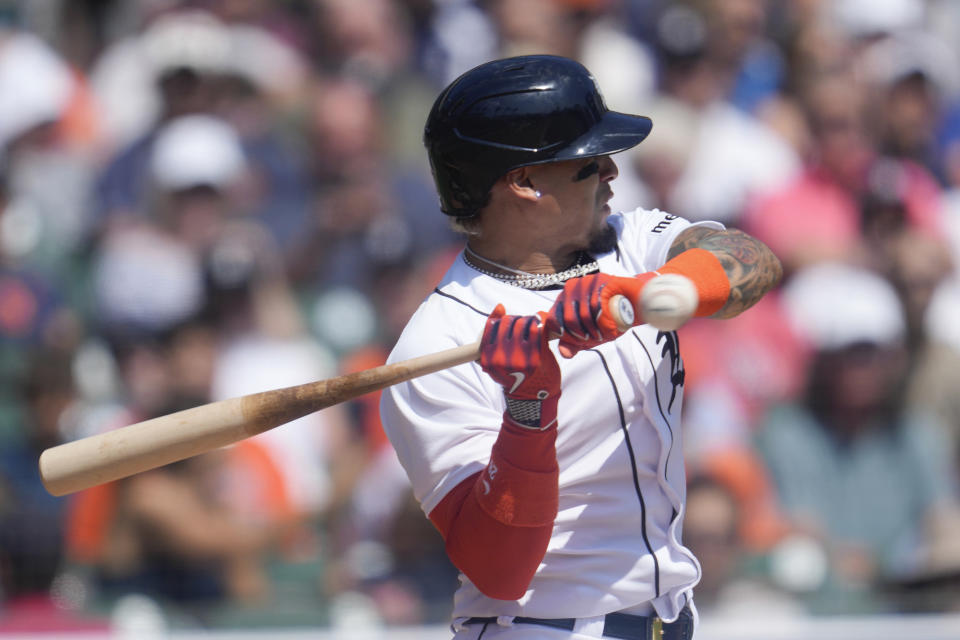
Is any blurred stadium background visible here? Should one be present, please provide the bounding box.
[2,0,960,637]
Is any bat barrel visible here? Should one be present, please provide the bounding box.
[39,397,250,496]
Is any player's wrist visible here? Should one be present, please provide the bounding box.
[503,393,559,431]
[653,248,730,318]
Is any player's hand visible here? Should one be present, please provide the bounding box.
[480,305,560,399]
[547,273,655,358]
[480,304,561,429]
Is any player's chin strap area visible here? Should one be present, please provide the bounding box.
[460,603,693,640]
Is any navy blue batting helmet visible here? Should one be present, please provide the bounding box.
[424,55,653,218]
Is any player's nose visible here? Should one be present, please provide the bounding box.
[598,155,618,182]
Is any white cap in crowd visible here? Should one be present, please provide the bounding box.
[149,114,246,191]
[858,30,959,97]
[225,25,308,99]
[830,0,925,38]
[89,9,307,150]
[0,31,72,151]
[139,9,232,77]
[781,262,906,351]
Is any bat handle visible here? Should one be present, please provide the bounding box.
[538,295,634,342]
[539,294,635,340]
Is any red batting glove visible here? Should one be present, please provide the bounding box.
[480,304,561,430]
[547,272,656,358]
[547,249,732,358]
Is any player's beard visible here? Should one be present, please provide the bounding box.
[586,183,617,254]
[587,220,618,254]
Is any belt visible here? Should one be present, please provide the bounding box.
[464,604,693,640]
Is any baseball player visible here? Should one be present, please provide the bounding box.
[380,55,782,639]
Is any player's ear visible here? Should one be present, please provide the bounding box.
[505,167,540,203]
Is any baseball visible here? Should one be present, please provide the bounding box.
[641,273,699,331]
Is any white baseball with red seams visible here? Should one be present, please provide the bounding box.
[641,273,700,332]
[380,209,722,631]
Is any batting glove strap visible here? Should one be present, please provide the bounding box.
[504,393,560,430]
[505,397,543,428]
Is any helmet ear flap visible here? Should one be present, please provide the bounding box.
[443,173,486,218]
[426,150,493,218]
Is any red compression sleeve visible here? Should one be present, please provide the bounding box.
[428,417,558,600]
[658,248,730,317]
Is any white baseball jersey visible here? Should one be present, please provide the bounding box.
[380,208,723,624]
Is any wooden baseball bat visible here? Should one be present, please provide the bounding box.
[40,281,696,496]
[39,338,483,496]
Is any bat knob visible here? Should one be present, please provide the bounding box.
[610,294,635,332]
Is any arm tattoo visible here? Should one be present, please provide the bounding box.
[668,226,783,318]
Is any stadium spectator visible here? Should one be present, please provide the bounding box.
[743,64,944,274]
[682,474,801,619]
[755,262,960,613]
[625,2,800,225]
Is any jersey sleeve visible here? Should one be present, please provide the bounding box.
[379,302,504,516]
[611,207,725,273]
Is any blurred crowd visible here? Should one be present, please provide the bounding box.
[2,0,960,633]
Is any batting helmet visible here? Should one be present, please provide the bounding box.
[424,55,653,218]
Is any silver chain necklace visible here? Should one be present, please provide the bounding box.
[463,245,599,290]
